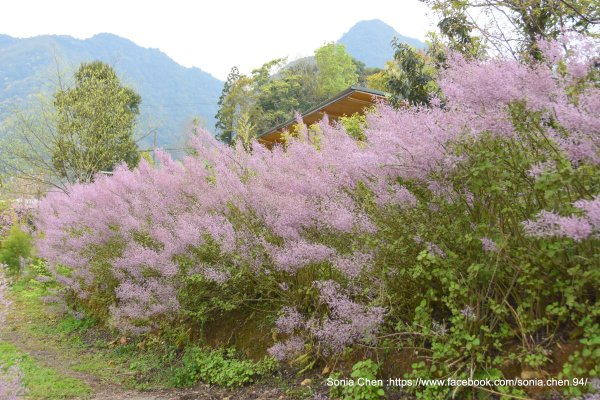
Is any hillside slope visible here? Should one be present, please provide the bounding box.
[0,33,223,148]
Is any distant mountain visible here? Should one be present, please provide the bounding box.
[0,23,422,150]
[338,19,425,68]
[0,33,223,148]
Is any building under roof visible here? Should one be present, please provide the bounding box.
[257,85,387,147]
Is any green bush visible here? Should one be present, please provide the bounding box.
[339,112,368,141]
[0,225,32,275]
[375,116,600,398]
[26,259,51,278]
[330,360,385,400]
[170,347,276,388]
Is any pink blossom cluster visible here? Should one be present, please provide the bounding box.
[268,282,385,359]
[0,213,12,238]
[523,194,600,241]
[35,120,406,334]
[527,160,557,179]
[480,238,498,253]
[311,280,385,354]
[267,336,305,362]
[0,200,36,237]
[34,37,599,346]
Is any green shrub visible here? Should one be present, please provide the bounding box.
[170,347,276,388]
[339,113,368,141]
[377,120,600,398]
[27,259,50,277]
[0,225,32,275]
[329,360,385,400]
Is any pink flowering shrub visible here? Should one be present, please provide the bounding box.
[35,36,599,396]
[0,212,11,239]
[0,200,36,238]
[523,188,600,242]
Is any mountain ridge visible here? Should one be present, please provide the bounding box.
[0,33,223,148]
[1,20,425,149]
[338,19,425,68]
[286,20,425,72]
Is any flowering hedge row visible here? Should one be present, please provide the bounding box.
[36,37,600,397]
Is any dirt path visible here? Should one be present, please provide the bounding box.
[2,328,183,400]
[1,327,294,400]
[1,283,301,400]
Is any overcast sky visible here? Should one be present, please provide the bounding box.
[2,0,436,80]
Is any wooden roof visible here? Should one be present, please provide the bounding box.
[257,86,387,147]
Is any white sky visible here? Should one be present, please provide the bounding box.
[1,0,436,80]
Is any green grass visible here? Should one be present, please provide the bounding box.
[6,275,177,390]
[0,341,91,399]
[4,270,281,395]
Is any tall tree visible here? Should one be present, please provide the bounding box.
[353,58,384,88]
[215,67,242,144]
[215,59,321,143]
[314,43,359,98]
[253,59,307,133]
[53,61,140,183]
[215,43,369,146]
[285,59,321,111]
[0,61,142,194]
[0,92,66,194]
[422,0,599,60]
[387,39,440,107]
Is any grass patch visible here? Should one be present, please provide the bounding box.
[5,270,281,393]
[0,341,91,399]
[6,275,180,390]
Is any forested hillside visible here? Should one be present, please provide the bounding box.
[0,20,422,149]
[0,33,223,147]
